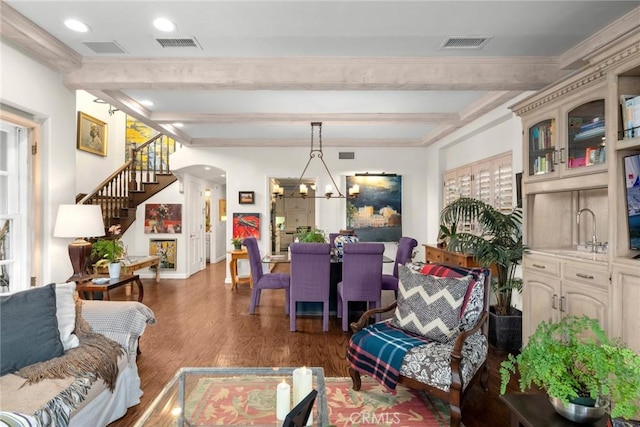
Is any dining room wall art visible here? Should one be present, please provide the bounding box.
[232,213,260,239]
[77,112,107,156]
[346,175,402,242]
[144,203,182,233]
[149,239,177,270]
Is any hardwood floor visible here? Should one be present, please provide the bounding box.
[107,261,523,426]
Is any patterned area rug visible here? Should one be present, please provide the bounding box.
[185,375,453,426]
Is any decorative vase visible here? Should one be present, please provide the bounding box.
[234,244,242,250]
[108,262,121,279]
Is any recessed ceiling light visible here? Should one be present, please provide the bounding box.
[173,122,184,128]
[221,174,226,178]
[153,18,176,32]
[139,100,154,107]
[204,166,211,170]
[64,19,90,33]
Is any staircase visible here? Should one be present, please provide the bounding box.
[78,134,177,233]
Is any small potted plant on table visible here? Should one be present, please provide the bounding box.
[499,315,640,423]
[92,224,125,278]
[231,237,244,250]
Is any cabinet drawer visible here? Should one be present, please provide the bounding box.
[425,246,444,263]
[563,262,608,287]
[523,255,560,277]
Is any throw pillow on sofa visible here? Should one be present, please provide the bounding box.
[54,282,80,350]
[0,283,64,375]
[391,265,472,343]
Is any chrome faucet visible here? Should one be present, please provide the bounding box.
[576,208,598,252]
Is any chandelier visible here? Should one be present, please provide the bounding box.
[274,122,359,199]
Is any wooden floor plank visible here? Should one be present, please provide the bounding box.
[107,260,522,427]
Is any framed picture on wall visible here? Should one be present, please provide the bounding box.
[144,203,182,233]
[77,111,107,157]
[239,191,255,204]
[219,199,227,221]
[149,239,177,270]
[232,213,260,239]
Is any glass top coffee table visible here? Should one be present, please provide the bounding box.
[134,367,329,426]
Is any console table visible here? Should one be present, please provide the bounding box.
[94,255,160,282]
[423,244,498,275]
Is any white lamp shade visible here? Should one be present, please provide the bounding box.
[53,204,106,238]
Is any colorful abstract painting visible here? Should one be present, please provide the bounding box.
[346,175,402,242]
[232,213,260,240]
[125,115,176,169]
[149,239,177,270]
[144,203,182,233]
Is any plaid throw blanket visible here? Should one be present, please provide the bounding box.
[347,321,430,393]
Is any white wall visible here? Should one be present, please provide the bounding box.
[1,40,77,284]
[75,90,127,194]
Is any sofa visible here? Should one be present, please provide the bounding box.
[0,282,155,427]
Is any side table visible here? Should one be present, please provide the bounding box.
[501,394,609,427]
[228,249,252,290]
[76,274,144,302]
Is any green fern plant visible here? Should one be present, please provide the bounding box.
[499,315,640,419]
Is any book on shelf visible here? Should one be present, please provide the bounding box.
[620,94,640,139]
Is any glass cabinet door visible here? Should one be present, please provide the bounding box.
[528,119,555,176]
[567,99,605,170]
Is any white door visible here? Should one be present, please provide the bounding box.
[188,179,204,275]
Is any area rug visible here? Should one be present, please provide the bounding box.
[184,375,453,426]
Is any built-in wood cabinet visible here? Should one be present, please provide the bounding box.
[523,252,609,344]
[513,32,640,348]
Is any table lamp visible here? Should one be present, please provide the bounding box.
[53,204,105,282]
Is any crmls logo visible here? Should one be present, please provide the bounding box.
[348,411,402,424]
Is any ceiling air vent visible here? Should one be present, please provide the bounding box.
[339,152,355,160]
[156,37,202,49]
[440,36,491,50]
[83,41,126,54]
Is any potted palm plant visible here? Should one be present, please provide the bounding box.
[439,197,525,350]
[500,315,640,422]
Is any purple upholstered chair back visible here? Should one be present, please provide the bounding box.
[243,237,265,282]
[290,243,331,301]
[393,237,418,277]
[290,242,331,331]
[341,243,384,300]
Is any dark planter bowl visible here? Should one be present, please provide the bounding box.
[488,306,522,351]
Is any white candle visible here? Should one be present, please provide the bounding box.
[325,184,332,194]
[299,184,308,194]
[292,366,313,425]
[276,380,290,420]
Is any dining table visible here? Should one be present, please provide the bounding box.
[262,252,393,314]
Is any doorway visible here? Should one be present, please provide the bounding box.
[269,178,316,253]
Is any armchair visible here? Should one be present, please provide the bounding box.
[289,243,331,331]
[347,264,490,427]
[243,237,290,315]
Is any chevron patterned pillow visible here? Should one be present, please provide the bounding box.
[391,265,473,343]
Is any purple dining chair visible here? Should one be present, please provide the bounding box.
[243,237,290,315]
[337,243,385,332]
[381,236,418,297]
[289,242,331,332]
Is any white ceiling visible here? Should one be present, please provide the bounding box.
[2,0,640,154]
